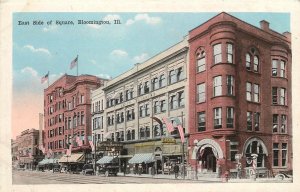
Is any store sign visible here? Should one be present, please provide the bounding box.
[97,141,123,151]
[161,137,176,144]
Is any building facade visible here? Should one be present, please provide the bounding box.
[188,12,292,176]
[44,74,106,159]
[91,37,190,174]
[14,129,43,169]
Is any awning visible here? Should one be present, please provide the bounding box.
[128,153,154,164]
[118,155,133,158]
[58,153,84,163]
[96,156,114,164]
[38,158,58,165]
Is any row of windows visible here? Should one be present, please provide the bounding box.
[48,113,64,126]
[106,67,184,108]
[47,88,64,104]
[197,45,288,77]
[92,116,104,130]
[197,107,234,131]
[67,95,85,111]
[92,100,104,113]
[64,112,85,130]
[47,127,64,138]
[47,100,66,115]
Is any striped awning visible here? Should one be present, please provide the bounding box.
[58,153,84,163]
[96,156,114,164]
[128,153,154,164]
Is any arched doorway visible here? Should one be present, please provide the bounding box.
[243,137,268,168]
[199,147,217,172]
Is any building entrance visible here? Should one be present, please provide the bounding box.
[201,147,216,172]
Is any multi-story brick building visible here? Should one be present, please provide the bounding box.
[188,12,292,177]
[91,37,189,174]
[14,129,43,169]
[44,74,106,160]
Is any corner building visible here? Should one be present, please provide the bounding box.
[44,74,106,158]
[188,12,292,176]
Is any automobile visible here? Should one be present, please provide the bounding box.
[275,171,293,180]
[82,164,94,175]
[52,164,61,173]
[98,164,119,177]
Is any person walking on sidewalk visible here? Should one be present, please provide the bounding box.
[174,163,179,179]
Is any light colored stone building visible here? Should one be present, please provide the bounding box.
[91,36,190,174]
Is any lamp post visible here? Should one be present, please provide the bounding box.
[93,133,97,174]
[193,139,198,180]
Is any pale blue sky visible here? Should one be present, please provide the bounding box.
[12,12,290,138]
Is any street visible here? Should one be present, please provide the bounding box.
[12,170,218,184]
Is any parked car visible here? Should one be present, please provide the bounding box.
[82,164,94,175]
[98,164,119,177]
[52,164,61,173]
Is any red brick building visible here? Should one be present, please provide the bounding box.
[188,12,292,177]
[44,74,106,158]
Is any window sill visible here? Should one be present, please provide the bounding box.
[211,62,235,69]
[271,76,288,81]
[211,95,235,100]
[246,101,261,105]
[271,104,288,107]
[246,70,261,75]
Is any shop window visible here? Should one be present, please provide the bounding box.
[273,143,279,166]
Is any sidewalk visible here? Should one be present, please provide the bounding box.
[117,173,222,182]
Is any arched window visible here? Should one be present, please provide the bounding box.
[126,130,131,141]
[197,51,206,72]
[245,140,267,168]
[132,129,135,140]
[246,48,260,72]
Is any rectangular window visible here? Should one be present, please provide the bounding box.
[247,112,252,131]
[197,55,205,72]
[198,112,206,132]
[178,91,184,107]
[246,54,251,70]
[227,43,233,63]
[254,56,259,72]
[226,107,234,128]
[177,67,184,81]
[280,88,286,105]
[272,60,278,76]
[230,142,238,161]
[213,44,222,64]
[246,82,252,101]
[213,76,222,97]
[227,75,234,96]
[280,61,286,78]
[214,107,222,129]
[161,100,166,112]
[145,104,150,116]
[254,112,260,131]
[273,143,279,166]
[197,83,205,103]
[273,114,278,133]
[169,70,177,84]
[282,143,287,167]
[272,87,278,104]
[281,115,287,133]
[253,84,260,102]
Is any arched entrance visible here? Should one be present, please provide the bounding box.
[191,139,224,173]
[200,147,217,172]
[243,137,268,168]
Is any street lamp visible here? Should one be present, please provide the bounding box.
[92,133,97,175]
[193,139,198,180]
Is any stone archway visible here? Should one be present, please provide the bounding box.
[191,139,224,160]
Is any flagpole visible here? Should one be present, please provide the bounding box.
[48,71,50,87]
[77,55,79,76]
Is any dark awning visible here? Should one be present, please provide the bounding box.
[96,156,115,164]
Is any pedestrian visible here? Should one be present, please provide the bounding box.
[174,163,179,179]
[138,164,142,175]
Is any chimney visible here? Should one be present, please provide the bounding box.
[283,31,291,41]
[260,20,270,31]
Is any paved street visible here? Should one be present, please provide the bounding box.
[12,170,218,184]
